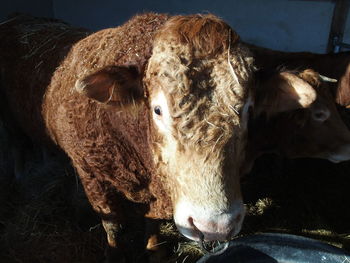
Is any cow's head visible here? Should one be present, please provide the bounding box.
[245,69,350,174]
[280,70,350,162]
[144,15,257,242]
[75,14,255,242]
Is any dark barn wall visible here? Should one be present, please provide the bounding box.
[1,0,53,21]
[0,1,348,55]
[344,11,350,47]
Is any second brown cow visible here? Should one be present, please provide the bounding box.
[243,44,350,172]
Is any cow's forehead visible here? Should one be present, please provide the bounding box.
[153,14,235,59]
[145,16,255,150]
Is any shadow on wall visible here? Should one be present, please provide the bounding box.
[52,0,335,53]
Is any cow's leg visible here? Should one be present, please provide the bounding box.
[74,166,127,263]
[102,219,126,263]
[145,218,167,263]
[102,219,120,248]
[95,200,126,263]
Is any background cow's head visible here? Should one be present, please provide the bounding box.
[244,69,350,175]
[277,70,350,162]
[243,44,350,165]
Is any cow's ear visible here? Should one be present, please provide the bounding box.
[75,65,143,106]
[336,64,350,107]
[256,71,317,116]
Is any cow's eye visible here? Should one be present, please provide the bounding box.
[154,105,162,116]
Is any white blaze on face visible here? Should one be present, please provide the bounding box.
[151,90,178,165]
[151,90,172,134]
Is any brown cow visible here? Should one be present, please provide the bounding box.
[0,14,318,261]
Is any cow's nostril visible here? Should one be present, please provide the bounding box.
[188,216,204,239]
[314,112,327,121]
[311,107,330,122]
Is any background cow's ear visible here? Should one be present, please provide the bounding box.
[256,71,317,116]
[75,65,144,106]
[336,64,350,107]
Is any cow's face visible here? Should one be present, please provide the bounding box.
[143,15,255,241]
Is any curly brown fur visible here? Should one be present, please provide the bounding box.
[148,15,254,152]
[41,13,172,218]
[0,14,89,147]
[0,12,171,245]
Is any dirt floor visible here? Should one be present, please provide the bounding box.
[0,120,349,263]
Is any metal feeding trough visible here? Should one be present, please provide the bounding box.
[197,233,350,263]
